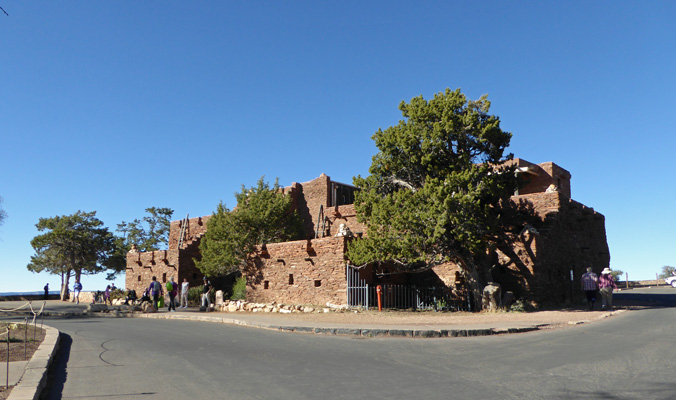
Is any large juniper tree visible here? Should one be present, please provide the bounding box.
[27,211,120,300]
[196,177,304,278]
[346,88,519,309]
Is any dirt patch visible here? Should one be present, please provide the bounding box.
[0,322,46,400]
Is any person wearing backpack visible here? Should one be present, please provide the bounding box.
[166,276,178,312]
[73,280,83,304]
[148,276,163,311]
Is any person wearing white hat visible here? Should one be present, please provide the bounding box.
[598,267,617,310]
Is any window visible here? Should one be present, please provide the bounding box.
[162,273,166,283]
[330,182,357,207]
[289,274,294,285]
[138,275,141,282]
[264,281,269,289]
[314,280,322,287]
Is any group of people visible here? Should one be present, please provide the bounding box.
[581,267,618,310]
[144,276,212,312]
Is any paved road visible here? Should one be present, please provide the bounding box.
[30,289,676,399]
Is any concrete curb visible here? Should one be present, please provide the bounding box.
[7,324,60,400]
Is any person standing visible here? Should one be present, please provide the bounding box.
[103,285,112,305]
[180,278,190,308]
[73,280,82,304]
[148,276,163,311]
[43,283,49,300]
[166,277,177,312]
[580,267,598,310]
[599,267,618,310]
[201,277,212,309]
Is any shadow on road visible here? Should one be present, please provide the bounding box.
[41,333,71,400]
[557,380,676,399]
[614,290,676,309]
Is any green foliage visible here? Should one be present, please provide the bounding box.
[110,288,125,300]
[658,266,675,279]
[196,177,304,277]
[231,276,247,300]
[347,88,517,273]
[27,211,119,299]
[610,269,624,282]
[188,285,204,306]
[116,207,174,252]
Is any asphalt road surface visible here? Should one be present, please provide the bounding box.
[35,288,676,399]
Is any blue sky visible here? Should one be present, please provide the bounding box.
[1,1,675,292]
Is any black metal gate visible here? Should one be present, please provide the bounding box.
[346,265,459,311]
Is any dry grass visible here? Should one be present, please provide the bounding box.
[0,322,45,399]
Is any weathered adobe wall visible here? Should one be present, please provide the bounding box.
[125,249,180,294]
[245,236,348,305]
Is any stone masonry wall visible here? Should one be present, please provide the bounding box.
[245,236,348,305]
[168,215,211,250]
[291,174,331,239]
[126,215,211,295]
[493,191,609,305]
[125,249,180,294]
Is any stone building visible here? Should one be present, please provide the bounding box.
[125,159,610,307]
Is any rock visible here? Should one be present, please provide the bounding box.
[326,302,349,310]
[87,304,109,312]
[482,283,502,311]
[227,303,238,313]
[215,290,224,306]
[142,302,156,313]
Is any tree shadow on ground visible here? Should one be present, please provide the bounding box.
[42,332,71,400]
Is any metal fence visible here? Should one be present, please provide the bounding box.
[346,266,467,311]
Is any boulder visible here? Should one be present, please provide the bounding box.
[215,290,224,306]
[87,304,109,313]
[482,283,502,311]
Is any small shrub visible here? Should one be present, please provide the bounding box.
[188,286,204,306]
[231,276,247,300]
[509,299,535,312]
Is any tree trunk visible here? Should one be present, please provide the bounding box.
[60,269,72,301]
[453,253,485,311]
